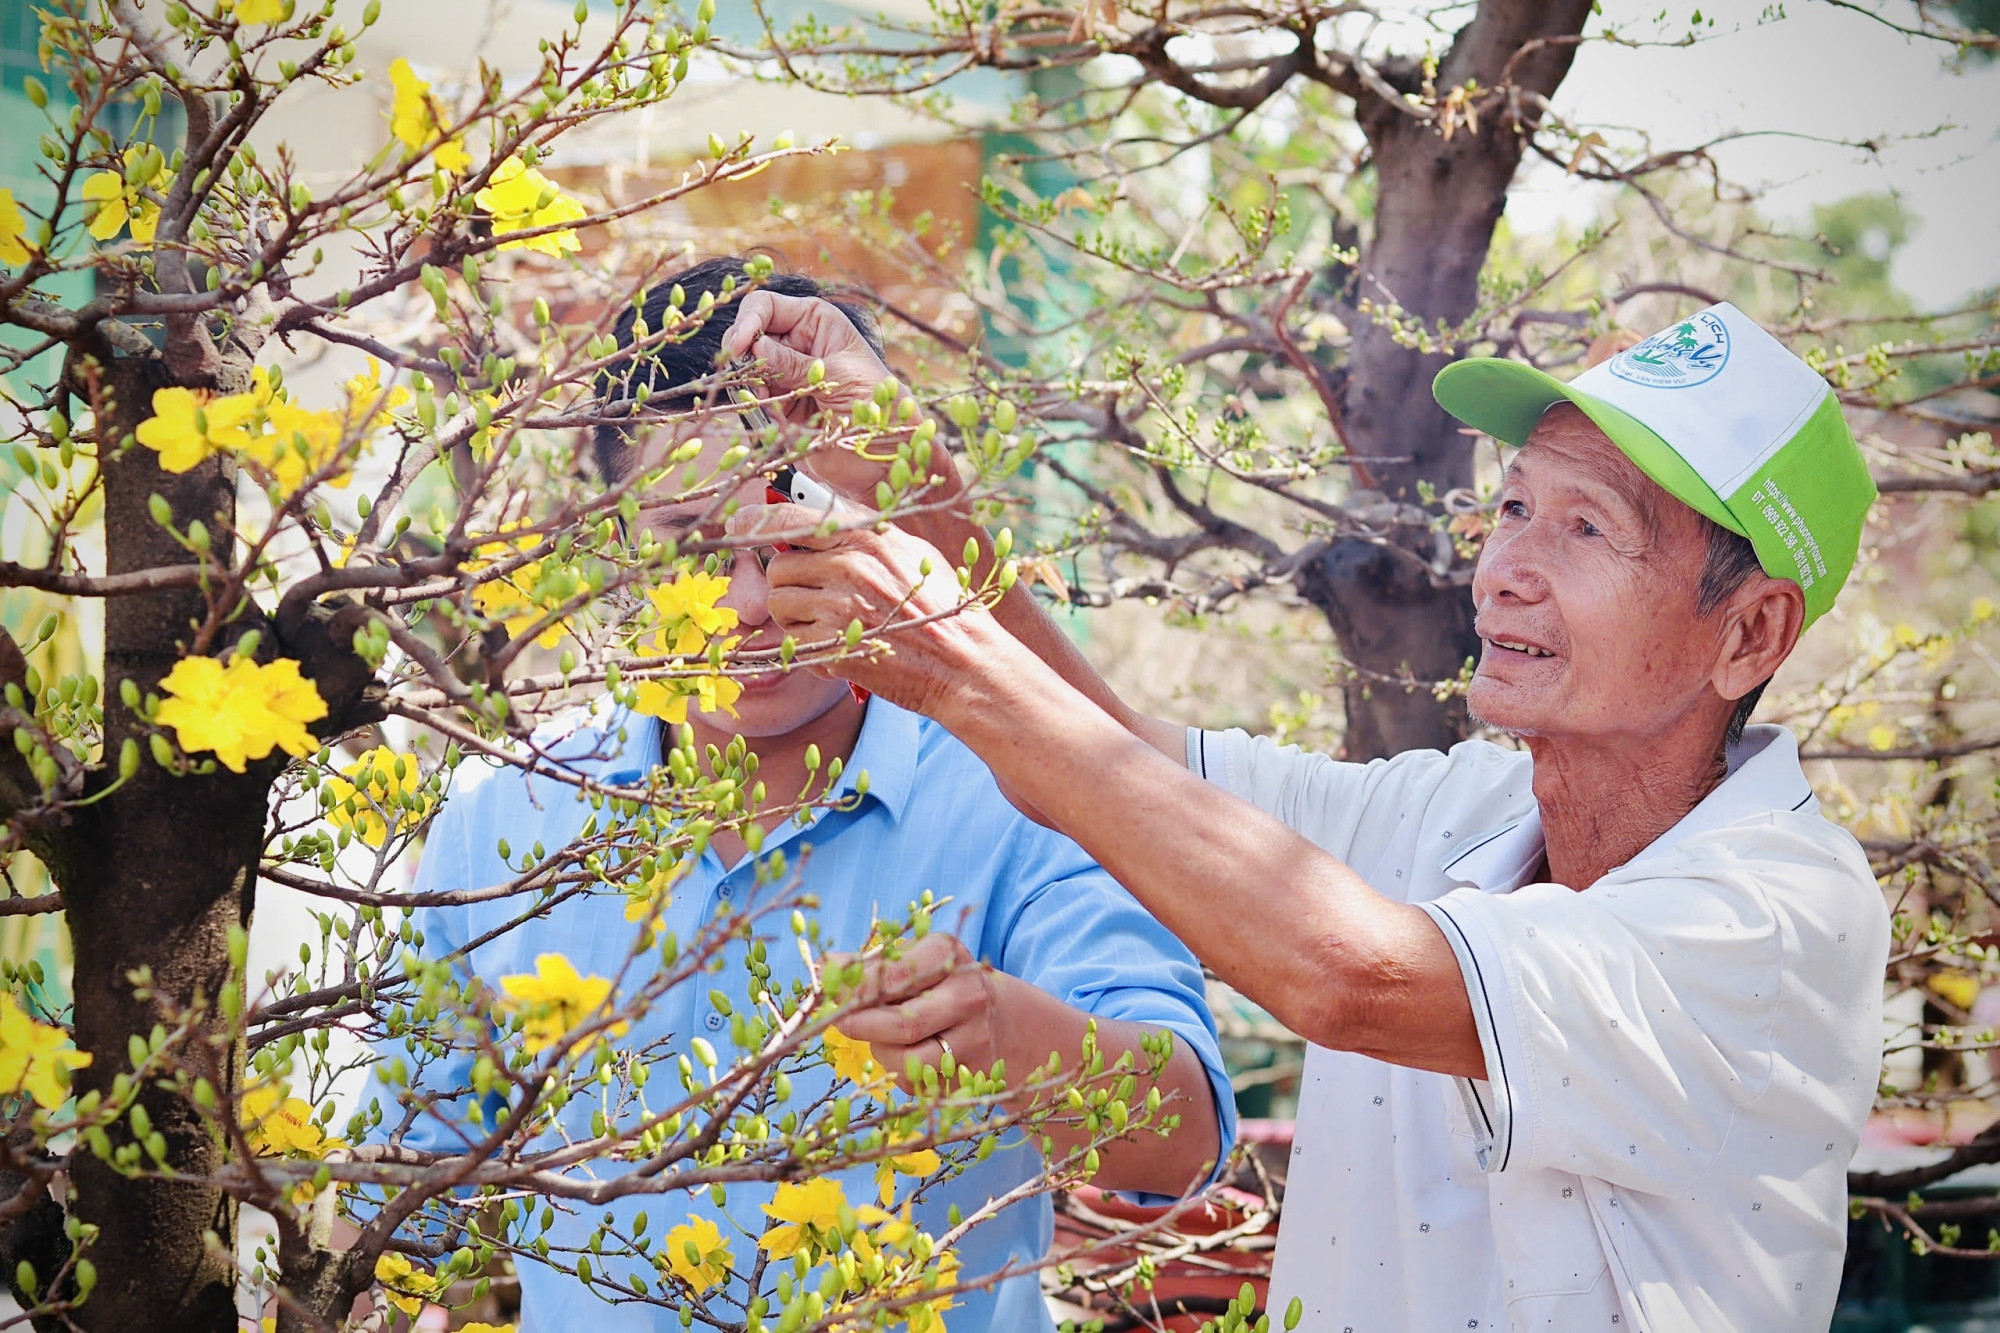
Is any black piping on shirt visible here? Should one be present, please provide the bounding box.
[1430,902,1514,1172]
[1440,820,1523,876]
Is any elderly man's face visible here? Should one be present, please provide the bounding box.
[1466,404,1725,741]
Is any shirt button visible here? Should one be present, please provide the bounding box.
[717,881,735,900]
[704,1012,725,1031]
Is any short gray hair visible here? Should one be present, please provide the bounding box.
[1696,519,1769,746]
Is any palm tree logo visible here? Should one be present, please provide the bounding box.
[1608,312,1730,389]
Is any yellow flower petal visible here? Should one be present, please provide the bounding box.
[1930,970,1982,1012]
[824,1027,893,1097]
[373,1253,441,1317]
[0,189,35,267]
[324,747,434,848]
[0,992,91,1111]
[758,1178,849,1259]
[155,655,328,773]
[496,953,628,1055]
[660,1216,732,1294]
[476,156,584,255]
[233,0,287,23]
[387,58,465,174]
[81,171,127,241]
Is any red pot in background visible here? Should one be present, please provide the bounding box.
[1048,1120,1292,1332]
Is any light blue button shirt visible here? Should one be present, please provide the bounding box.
[357,698,1234,1333]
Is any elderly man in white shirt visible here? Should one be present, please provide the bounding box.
[724,296,1889,1333]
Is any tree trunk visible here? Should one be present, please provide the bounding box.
[58,342,255,1333]
[1303,0,1596,759]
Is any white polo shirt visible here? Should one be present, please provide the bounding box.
[1185,724,1887,1332]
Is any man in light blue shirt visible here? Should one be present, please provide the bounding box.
[353,260,1232,1332]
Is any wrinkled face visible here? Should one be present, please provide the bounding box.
[632,422,853,739]
[1466,404,1725,742]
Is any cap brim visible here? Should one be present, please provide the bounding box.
[1433,358,1745,538]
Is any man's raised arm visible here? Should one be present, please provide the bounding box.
[720,290,1186,761]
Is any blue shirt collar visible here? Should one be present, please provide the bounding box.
[576,695,920,825]
[831,697,920,824]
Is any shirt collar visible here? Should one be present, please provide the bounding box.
[1439,724,1819,890]
[590,696,921,825]
[830,698,919,824]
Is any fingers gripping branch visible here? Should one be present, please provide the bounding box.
[733,502,1018,715]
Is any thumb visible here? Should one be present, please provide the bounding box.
[725,500,858,550]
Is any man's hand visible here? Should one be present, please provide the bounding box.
[830,933,1011,1093]
[726,501,1017,722]
[828,932,1226,1196]
[721,288,963,511]
[720,289,892,427]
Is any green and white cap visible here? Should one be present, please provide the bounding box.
[1433,302,1874,627]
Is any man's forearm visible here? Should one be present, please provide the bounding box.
[903,490,1185,759]
[937,634,1484,1079]
[993,972,1222,1197]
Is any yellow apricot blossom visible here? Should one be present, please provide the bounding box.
[660,1215,732,1293]
[0,992,91,1112]
[632,654,743,725]
[632,571,743,722]
[343,358,412,432]
[836,1205,959,1330]
[155,654,328,773]
[1930,970,1981,1012]
[877,1132,942,1206]
[324,747,434,848]
[241,1080,340,1157]
[823,1026,894,1098]
[647,570,738,642]
[81,149,168,244]
[0,189,33,266]
[496,953,628,1055]
[468,525,577,648]
[475,156,585,257]
[230,0,287,23]
[243,396,353,493]
[906,1250,960,1333]
[134,386,258,473]
[373,1253,443,1317]
[758,1177,849,1260]
[459,1325,516,1333]
[621,854,685,923]
[387,59,471,173]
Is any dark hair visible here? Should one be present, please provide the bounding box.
[1696,518,1771,746]
[591,257,882,485]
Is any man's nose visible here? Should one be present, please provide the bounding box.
[1472,520,1550,607]
[722,547,772,627]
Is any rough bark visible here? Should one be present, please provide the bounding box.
[1304,0,1596,759]
[53,340,255,1333]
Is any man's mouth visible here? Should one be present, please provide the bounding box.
[1486,638,1555,658]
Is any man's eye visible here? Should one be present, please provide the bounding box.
[1578,519,1602,538]
[1499,499,1528,519]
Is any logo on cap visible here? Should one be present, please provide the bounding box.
[1607,310,1730,390]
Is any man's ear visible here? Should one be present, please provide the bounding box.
[1714,574,1806,703]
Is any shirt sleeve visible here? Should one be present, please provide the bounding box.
[1187,727,1457,893]
[1416,819,1854,1194]
[981,829,1239,1203]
